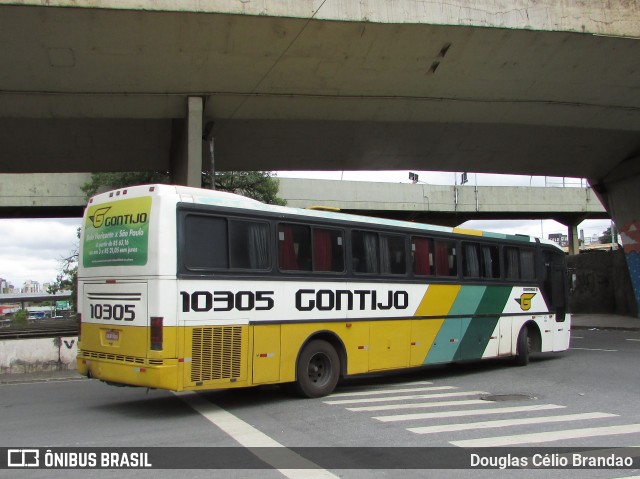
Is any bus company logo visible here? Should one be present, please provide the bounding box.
[7,449,39,468]
[88,207,111,228]
[88,207,148,229]
[515,292,536,311]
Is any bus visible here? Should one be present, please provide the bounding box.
[76,184,570,398]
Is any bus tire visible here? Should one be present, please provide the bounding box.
[294,339,340,398]
[514,326,530,366]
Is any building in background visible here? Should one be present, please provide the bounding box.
[0,278,16,294]
[21,280,41,293]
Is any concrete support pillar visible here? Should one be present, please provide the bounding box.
[567,222,580,256]
[591,158,640,317]
[170,97,203,187]
[557,215,585,256]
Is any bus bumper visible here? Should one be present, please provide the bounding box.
[77,355,180,391]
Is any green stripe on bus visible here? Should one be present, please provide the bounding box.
[424,285,486,364]
[458,286,513,360]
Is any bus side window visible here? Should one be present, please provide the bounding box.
[412,236,434,276]
[352,230,379,274]
[313,228,344,273]
[229,220,270,270]
[463,242,499,279]
[184,214,228,270]
[504,246,521,279]
[278,224,312,271]
[434,240,457,277]
[505,246,536,281]
[520,248,536,280]
[380,234,406,275]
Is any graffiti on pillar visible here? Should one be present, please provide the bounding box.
[619,222,640,308]
[620,222,640,253]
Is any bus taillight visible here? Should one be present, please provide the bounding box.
[150,317,163,351]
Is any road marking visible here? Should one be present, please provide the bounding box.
[408,412,617,434]
[347,398,488,412]
[626,339,640,342]
[324,387,457,405]
[571,347,618,352]
[176,391,339,479]
[374,404,565,422]
[571,336,584,339]
[329,385,440,398]
[451,424,640,448]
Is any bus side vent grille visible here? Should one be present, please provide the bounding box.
[191,327,243,382]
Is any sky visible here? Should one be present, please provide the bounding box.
[0,171,611,289]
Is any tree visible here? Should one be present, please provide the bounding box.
[82,171,286,205]
[11,309,28,329]
[599,227,613,244]
[48,228,80,313]
[203,171,286,205]
[81,171,171,200]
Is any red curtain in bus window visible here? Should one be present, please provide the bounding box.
[435,241,450,276]
[413,238,431,276]
[278,225,299,270]
[313,229,332,271]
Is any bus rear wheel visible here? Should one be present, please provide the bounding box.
[294,340,340,398]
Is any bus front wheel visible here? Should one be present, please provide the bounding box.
[514,326,531,366]
[294,340,340,398]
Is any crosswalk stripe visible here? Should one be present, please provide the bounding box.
[329,385,442,398]
[451,424,640,447]
[331,381,434,395]
[326,390,487,406]
[374,404,565,422]
[408,412,618,434]
[323,387,456,405]
[347,398,488,412]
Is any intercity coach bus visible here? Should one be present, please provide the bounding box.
[77,184,570,398]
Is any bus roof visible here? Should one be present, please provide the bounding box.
[89,184,562,249]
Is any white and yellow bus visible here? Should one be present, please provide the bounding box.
[77,184,570,398]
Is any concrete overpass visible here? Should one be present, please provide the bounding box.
[0,173,608,252]
[0,0,639,310]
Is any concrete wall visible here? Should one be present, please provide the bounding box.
[0,336,78,374]
[568,250,637,317]
[0,173,90,208]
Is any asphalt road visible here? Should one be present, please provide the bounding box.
[1,328,639,479]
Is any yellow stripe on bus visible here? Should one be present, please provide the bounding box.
[415,284,461,317]
[410,284,461,366]
[453,227,483,236]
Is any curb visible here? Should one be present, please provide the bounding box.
[0,376,87,385]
